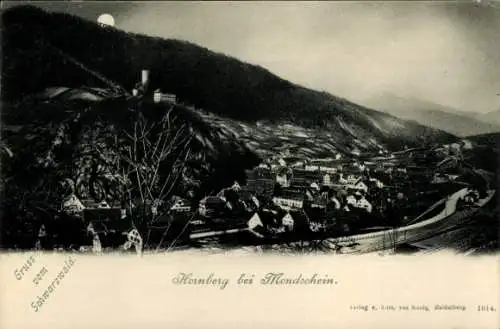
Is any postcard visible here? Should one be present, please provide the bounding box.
[1,1,498,328]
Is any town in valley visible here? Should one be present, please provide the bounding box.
[1,4,498,256]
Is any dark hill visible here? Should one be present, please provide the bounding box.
[1,5,457,151]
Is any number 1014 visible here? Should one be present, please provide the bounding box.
[477,305,496,312]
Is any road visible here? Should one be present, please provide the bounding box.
[168,188,496,255]
[319,188,496,254]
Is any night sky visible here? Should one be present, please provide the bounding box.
[3,1,500,113]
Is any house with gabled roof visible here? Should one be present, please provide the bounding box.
[346,195,357,207]
[170,198,191,213]
[318,165,338,174]
[153,89,177,104]
[323,173,332,186]
[277,210,310,233]
[293,168,321,180]
[257,163,271,170]
[238,189,260,212]
[369,177,385,189]
[254,166,274,178]
[310,194,328,209]
[62,194,85,215]
[246,177,275,196]
[247,212,266,237]
[281,212,295,231]
[276,166,291,187]
[347,179,368,194]
[346,174,361,184]
[346,192,373,213]
[231,181,242,191]
[198,196,227,217]
[305,164,320,172]
[272,192,304,210]
[291,161,305,169]
[356,197,373,213]
[310,182,320,191]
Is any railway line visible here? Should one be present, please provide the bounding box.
[189,188,496,255]
[317,188,496,254]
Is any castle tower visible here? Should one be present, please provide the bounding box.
[141,69,150,86]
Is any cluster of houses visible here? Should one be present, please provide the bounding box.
[57,145,452,240]
[250,157,385,215]
[50,149,469,246]
[164,154,406,236]
[53,147,432,244]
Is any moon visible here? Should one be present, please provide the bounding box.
[97,13,115,27]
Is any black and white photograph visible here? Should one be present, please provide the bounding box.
[1,1,499,328]
[1,0,498,256]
